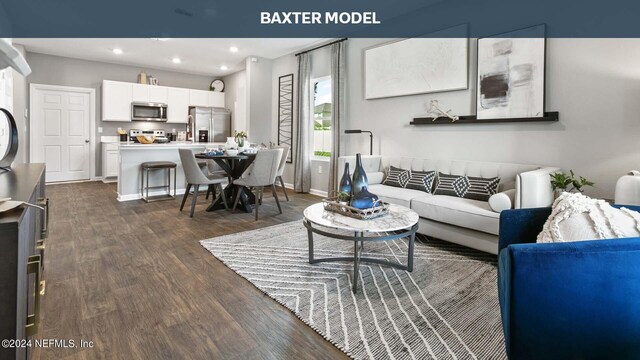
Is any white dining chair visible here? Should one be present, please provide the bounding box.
[232,148,284,220]
[178,149,228,217]
[274,145,290,201]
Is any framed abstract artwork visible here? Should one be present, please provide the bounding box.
[476,24,546,119]
[364,24,469,99]
[277,73,294,163]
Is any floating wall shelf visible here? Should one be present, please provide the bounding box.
[410,111,559,125]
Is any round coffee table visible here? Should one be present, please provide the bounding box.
[303,203,419,293]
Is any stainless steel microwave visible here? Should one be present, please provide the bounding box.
[131,102,168,121]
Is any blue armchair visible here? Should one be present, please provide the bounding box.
[498,206,640,360]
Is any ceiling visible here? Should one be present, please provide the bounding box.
[13,38,328,77]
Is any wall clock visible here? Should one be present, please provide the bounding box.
[210,79,225,92]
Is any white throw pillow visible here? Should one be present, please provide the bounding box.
[489,189,516,212]
[537,192,640,243]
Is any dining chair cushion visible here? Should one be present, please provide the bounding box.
[234,149,283,187]
[179,148,226,185]
[275,145,290,176]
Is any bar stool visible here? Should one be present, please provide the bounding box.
[140,161,177,202]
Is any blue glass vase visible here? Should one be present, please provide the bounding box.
[350,186,379,209]
[351,153,368,197]
[338,163,352,199]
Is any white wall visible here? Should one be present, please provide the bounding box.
[223,69,247,134]
[23,52,215,176]
[343,38,640,199]
[11,44,27,164]
[246,56,273,145]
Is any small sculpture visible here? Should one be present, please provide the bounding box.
[425,100,459,122]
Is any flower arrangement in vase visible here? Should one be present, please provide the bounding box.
[234,130,248,151]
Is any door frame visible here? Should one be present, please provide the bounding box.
[29,83,97,181]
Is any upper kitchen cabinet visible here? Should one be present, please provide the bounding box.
[189,89,209,107]
[167,87,189,123]
[208,92,225,108]
[102,80,132,121]
[132,84,168,104]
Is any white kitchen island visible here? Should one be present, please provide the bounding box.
[117,141,222,201]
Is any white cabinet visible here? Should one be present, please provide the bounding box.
[102,80,132,121]
[208,92,225,108]
[189,89,209,107]
[102,80,224,122]
[131,84,149,102]
[102,143,119,182]
[149,86,168,103]
[167,87,189,123]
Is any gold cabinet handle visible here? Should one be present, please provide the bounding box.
[37,198,49,238]
[36,239,45,251]
[25,255,41,337]
[39,280,46,296]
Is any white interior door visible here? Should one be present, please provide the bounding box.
[31,85,93,182]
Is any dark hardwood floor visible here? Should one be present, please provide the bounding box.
[34,181,348,360]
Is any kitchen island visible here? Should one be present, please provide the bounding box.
[117,141,223,201]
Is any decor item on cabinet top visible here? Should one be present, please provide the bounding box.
[425,100,459,122]
[477,24,546,119]
[615,170,640,206]
[339,162,352,200]
[351,153,369,197]
[138,71,147,84]
[549,170,594,198]
[210,79,225,92]
[148,76,158,85]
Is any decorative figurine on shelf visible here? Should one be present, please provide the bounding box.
[351,153,368,197]
[339,163,352,200]
[350,186,380,209]
[425,99,459,122]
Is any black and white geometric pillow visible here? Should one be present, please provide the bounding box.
[405,170,436,193]
[434,173,500,201]
[465,175,501,201]
[383,166,410,188]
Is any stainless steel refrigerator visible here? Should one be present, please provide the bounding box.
[188,107,231,143]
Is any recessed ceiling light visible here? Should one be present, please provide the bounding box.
[112,48,123,55]
[172,57,181,64]
[229,46,238,53]
[220,65,228,71]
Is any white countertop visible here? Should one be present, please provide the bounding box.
[118,141,224,149]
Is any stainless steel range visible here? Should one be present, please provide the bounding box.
[129,129,170,143]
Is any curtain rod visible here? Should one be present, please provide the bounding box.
[295,38,348,56]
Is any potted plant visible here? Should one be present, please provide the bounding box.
[550,170,595,197]
[234,130,248,151]
[337,191,351,206]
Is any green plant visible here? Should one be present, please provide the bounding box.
[233,130,247,139]
[314,151,331,157]
[550,170,595,193]
[337,191,350,202]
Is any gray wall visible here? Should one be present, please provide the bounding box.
[23,52,215,176]
[246,56,274,145]
[344,38,640,199]
[222,69,247,133]
[11,44,27,164]
[268,38,640,199]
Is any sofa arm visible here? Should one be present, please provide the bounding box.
[498,238,640,359]
[515,167,560,209]
[338,155,383,184]
[498,207,552,253]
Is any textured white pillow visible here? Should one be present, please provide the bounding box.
[537,192,640,243]
[368,171,385,185]
[489,189,516,212]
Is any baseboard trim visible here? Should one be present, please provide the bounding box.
[118,188,187,202]
[283,182,328,198]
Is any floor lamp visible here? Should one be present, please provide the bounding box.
[344,130,373,155]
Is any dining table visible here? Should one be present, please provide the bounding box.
[194,152,257,213]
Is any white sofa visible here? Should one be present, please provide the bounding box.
[338,156,560,254]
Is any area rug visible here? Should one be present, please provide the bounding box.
[200,221,506,360]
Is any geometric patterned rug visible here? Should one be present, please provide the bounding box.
[200,221,506,360]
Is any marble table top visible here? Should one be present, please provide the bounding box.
[303,203,419,233]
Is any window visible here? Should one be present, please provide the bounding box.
[312,77,331,160]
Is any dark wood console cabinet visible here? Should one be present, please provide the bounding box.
[0,164,47,360]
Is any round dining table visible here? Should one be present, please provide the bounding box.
[194,152,257,213]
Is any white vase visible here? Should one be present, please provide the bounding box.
[224,137,237,150]
[615,170,640,205]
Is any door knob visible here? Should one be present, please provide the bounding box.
[85,140,90,143]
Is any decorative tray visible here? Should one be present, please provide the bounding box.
[322,197,390,220]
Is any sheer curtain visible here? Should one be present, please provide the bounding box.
[328,41,346,194]
[294,52,311,193]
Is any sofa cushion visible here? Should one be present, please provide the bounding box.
[405,170,436,193]
[412,195,500,235]
[383,166,410,188]
[368,184,428,208]
[434,172,500,201]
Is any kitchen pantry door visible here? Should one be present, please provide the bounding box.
[30,84,95,182]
